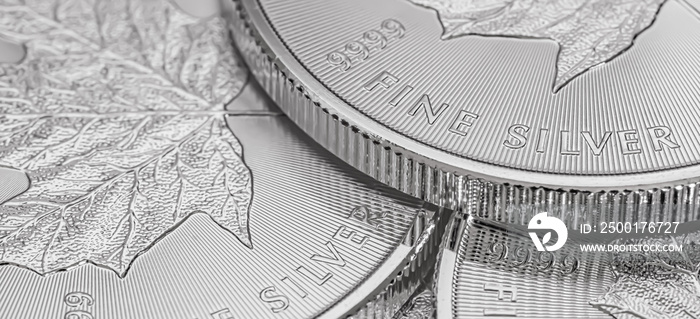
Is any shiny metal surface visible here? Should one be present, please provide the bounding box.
[0,0,444,317]
[435,212,700,318]
[226,0,700,227]
[0,109,441,318]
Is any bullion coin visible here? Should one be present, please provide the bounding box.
[226,0,700,228]
[435,212,700,318]
[0,0,443,317]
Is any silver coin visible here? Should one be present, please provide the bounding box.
[435,212,700,318]
[0,1,443,317]
[226,0,700,226]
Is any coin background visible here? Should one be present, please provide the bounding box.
[253,0,700,184]
[0,87,427,318]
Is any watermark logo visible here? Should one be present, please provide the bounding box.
[528,212,568,252]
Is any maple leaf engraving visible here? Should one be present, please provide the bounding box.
[408,0,667,90]
[591,234,700,319]
[0,0,251,276]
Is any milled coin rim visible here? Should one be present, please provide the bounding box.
[433,212,462,319]
[235,0,700,192]
[224,2,448,317]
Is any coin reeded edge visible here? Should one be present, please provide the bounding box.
[224,2,458,318]
[224,0,700,230]
[228,0,700,192]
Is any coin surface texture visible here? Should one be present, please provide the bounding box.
[435,213,700,318]
[227,0,700,226]
[0,1,441,317]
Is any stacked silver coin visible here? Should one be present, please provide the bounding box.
[1,0,699,317]
[225,0,700,317]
